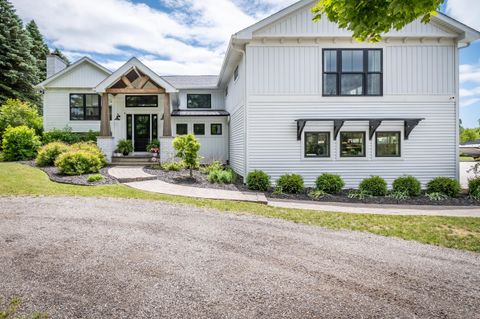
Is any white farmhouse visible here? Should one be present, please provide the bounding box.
[37,0,480,187]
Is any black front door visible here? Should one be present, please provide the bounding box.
[134,114,150,152]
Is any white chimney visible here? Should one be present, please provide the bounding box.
[46,54,67,78]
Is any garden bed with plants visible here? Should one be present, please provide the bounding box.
[245,171,480,207]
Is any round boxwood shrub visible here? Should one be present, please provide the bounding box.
[246,170,271,191]
[71,142,106,166]
[55,150,103,176]
[276,173,304,194]
[392,175,421,197]
[359,176,388,196]
[35,142,71,167]
[315,173,345,194]
[426,177,460,198]
[2,125,41,161]
[468,177,480,199]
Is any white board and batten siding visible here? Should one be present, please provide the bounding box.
[244,40,458,188]
[225,57,247,177]
[170,116,229,163]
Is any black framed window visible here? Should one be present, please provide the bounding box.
[193,123,205,135]
[187,94,211,109]
[126,114,132,140]
[225,86,228,96]
[176,123,188,135]
[340,132,366,157]
[211,123,222,135]
[70,94,101,121]
[323,49,382,96]
[305,132,330,157]
[125,95,158,108]
[376,132,401,157]
[152,115,158,139]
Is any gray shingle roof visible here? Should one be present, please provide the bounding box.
[162,75,219,89]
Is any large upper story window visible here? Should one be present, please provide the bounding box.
[70,94,101,121]
[125,95,158,107]
[323,49,382,96]
[187,94,211,109]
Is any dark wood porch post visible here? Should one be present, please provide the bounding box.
[100,93,111,136]
[163,93,172,136]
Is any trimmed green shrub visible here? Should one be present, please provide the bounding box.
[426,177,460,198]
[116,139,133,156]
[246,170,271,191]
[42,127,98,145]
[55,150,103,175]
[161,161,184,171]
[1,125,41,161]
[468,177,480,199]
[315,173,345,194]
[71,142,106,166]
[87,174,104,183]
[200,160,223,174]
[173,134,201,177]
[392,176,421,197]
[276,173,304,194]
[35,142,70,166]
[0,99,43,142]
[208,168,235,184]
[359,176,388,196]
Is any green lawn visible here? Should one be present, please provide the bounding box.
[1,162,480,252]
[460,156,477,162]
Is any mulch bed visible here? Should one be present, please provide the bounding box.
[267,189,480,206]
[22,161,118,186]
[144,166,249,191]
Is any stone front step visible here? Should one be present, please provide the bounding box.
[111,156,155,166]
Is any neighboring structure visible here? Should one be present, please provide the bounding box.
[37,0,480,187]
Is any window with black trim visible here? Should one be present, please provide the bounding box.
[323,49,382,96]
[125,95,158,107]
[126,114,132,140]
[152,115,158,139]
[70,94,101,121]
[193,123,205,135]
[340,132,366,157]
[176,123,188,135]
[305,132,330,157]
[211,123,222,135]
[376,132,401,157]
[187,94,211,109]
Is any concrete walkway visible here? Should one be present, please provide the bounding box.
[110,166,480,217]
[269,199,480,217]
[126,180,268,203]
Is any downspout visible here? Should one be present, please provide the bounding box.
[231,44,248,180]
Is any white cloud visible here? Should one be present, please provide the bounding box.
[459,63,480,108]
[11,0,289,75]
[446,0,480,31]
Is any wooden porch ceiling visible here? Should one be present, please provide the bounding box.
[106,68,166,94]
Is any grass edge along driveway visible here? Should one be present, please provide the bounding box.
[0,162,479,253]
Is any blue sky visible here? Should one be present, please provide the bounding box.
[10,0,480,127]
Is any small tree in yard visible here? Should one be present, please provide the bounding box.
[172,134,200,177]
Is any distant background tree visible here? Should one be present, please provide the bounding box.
[460,128,480,144]
[312,0,445,42]
[26,20,50,82]
[0,0,38,106]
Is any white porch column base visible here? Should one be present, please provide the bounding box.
[159,137,175,163]
[97,136,115,163]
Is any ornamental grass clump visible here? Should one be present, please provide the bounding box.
[208,168,236,184]
[468,177,480,200]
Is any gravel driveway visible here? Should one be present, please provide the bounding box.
[1,196,479,318]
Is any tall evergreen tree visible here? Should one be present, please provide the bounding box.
[0,0,39,106]
[26,20,49,82]
[52,47,70,66]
